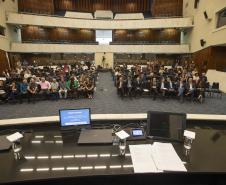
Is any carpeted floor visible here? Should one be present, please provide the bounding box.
[0,72,226,120]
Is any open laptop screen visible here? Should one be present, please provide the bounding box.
[59,108,91,127]
[147,111,186,142]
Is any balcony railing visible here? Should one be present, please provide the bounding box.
[10,42,190,54]
[6,12,193,30]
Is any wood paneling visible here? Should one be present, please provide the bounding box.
[113,29,180,43]
[18,0,55,14]
[21,26,95,43]
[0,50,10,75]
[151,0,183,17]
[212,46,226,72]
[193,47,212,73]
[18,0,182,17]
[193,46,226,72]
[54,0,151,13]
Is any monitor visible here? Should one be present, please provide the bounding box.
[147,111,186,142]
[59,108,91,127]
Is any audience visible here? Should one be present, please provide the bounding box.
[0,62,97,103]
[113,60,208,103]
[0,59,211,105]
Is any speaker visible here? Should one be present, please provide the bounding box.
[204,11,208,19]
[194,0,199,9]
[200,39,206,47]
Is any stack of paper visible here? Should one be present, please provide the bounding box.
[129,143,187,173]
[129,145,159,173]
[151,142,187,172]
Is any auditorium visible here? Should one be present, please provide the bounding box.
[0,0,226,184]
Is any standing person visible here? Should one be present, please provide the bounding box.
[19,79,28,103]
[59,78,67,99]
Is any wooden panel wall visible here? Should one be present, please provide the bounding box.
[151,0,183,17]
[192,46,226,73]
[21,26,95,43]
[0,49,10,75]
[193,47,212,73]
[18,0,183,16]
[113,29,180,43]
[54,0,151,13]
[18,0,55,14]
[212,46,226,72]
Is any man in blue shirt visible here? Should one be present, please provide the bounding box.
[19,79,28,103]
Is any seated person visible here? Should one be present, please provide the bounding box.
[86,81,94,99]
[66,76,79,99]
[185,78,195,101]
[177,78,185,102]
[50,78,59,99]
[127,76,133,98]
[0,80,8,103]
[39,77,51,99]
[150,77,159,100]
[27,78,38,103]
[160,78,168,100]
[196,79,205,103]
[59,79,67,99]
[8,81,18,101]
[133,76,143,98]
[19,79,28,103]
[78,81,86,98]
[193,73,200,85]
[167,77,176,97]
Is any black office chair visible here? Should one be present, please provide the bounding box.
[210,82,222,99]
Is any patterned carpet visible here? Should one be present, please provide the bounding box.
[0,72,225,120]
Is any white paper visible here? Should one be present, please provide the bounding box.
[184,130,196,139]
[6,132,23,142]
[115,130,130,140]
[151,142,187,172]
[129,145,159,173]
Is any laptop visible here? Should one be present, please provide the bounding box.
[59,108,113,144]
[78,129,113,145]
[59,108,91,143]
